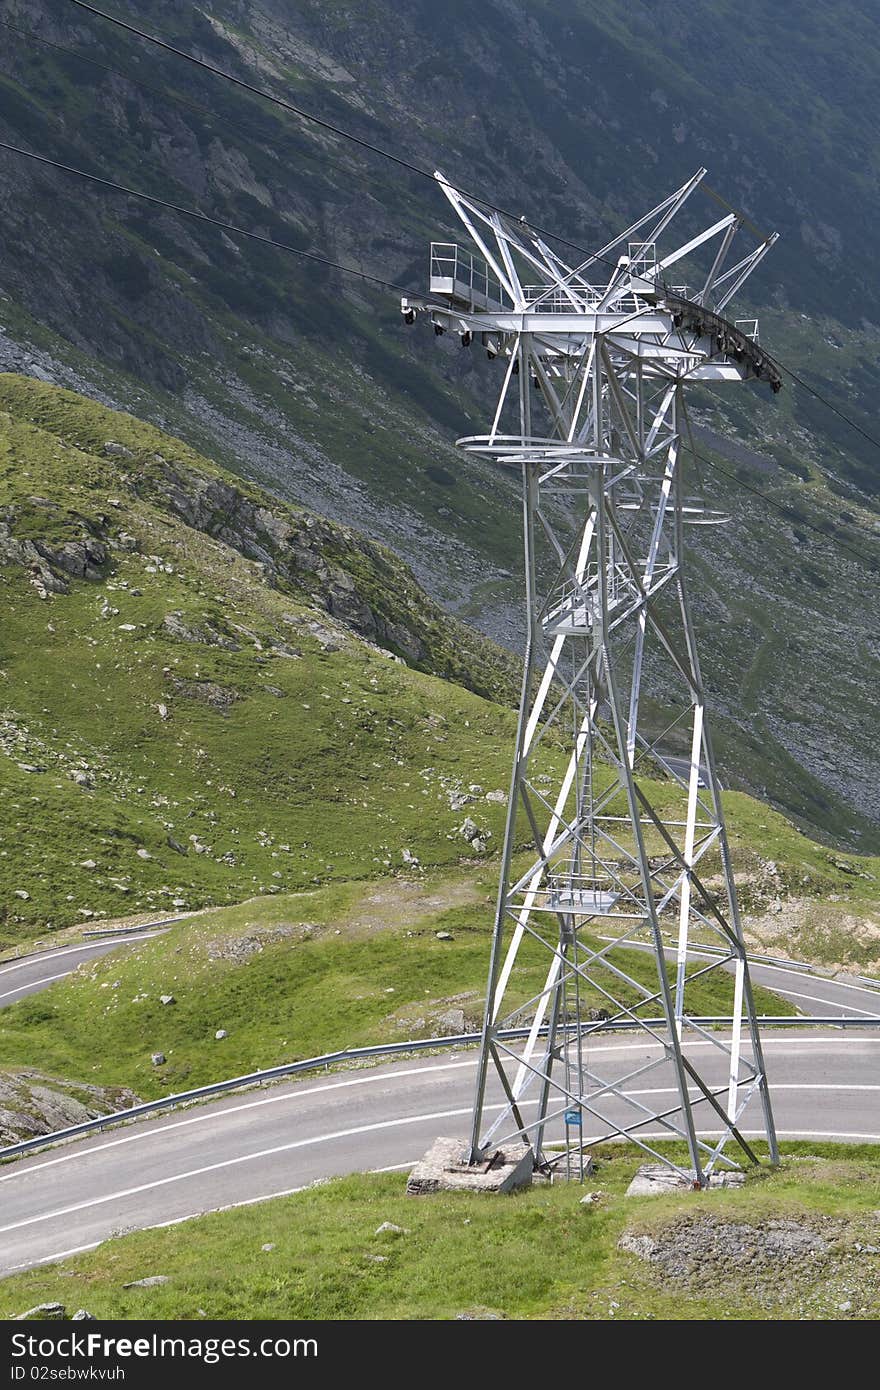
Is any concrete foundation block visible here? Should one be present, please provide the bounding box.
[406,1136,534,1196]
[625,1162,746,1196]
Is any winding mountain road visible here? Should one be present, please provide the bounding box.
[2,923,877,1021]
[0,1027,877,1277]
[0,927,876,1278]
[0,927,173,1008]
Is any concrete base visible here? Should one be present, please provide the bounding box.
[406,1136,534,1196]
[625,1163,746,1196]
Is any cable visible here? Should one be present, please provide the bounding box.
[4,9,796,328]
[680,378,876,568]
[776,362,880,454]
[685,443,878,572]
[63,5,463,181]
[3,15,879,550]
[700,181,767,242]
[0,135,873,569]
[36,0,785,300]
[0,136,873,571]
[66,0,771,290]
[65,0,880,470]
[0,15,327,163]
[62,0,627,266]
[0,14,466,243]
[1,15,223,122]
[0,13,475,275]
[0,137,409,294]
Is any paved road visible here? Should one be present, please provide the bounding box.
[594,938,880,1022]
[0,1031,877,1276]
[737,957,880,1020]
[0,930,171,1008]
[0,919,875,1276]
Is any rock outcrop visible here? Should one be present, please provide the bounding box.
[0,1070,141,1146]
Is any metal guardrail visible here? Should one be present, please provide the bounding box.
[669,941,880,992]
[80,918,188,940]
[849,973,880,991]
[1,1014,877,1164]
[0,915,187,968]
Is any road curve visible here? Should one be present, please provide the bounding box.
[590,934,880,1022]
[0,931,169,1008]
[0,1031,878,1277]
[744,957,880,1019]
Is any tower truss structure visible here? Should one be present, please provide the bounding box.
[402,168,781,1185]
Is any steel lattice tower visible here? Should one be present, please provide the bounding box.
[402,168,782,1185]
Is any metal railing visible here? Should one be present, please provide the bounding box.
[429,242,505,311]
[660,939,880,991]
[2,1014,877,1164]
[0,915,188,968]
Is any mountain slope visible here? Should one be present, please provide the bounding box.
[0,1,878,847]
[0,374,528,942]
[1,376,877,961]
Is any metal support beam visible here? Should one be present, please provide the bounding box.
[409,170,781,1183]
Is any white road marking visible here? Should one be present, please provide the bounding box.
[2,1081,876,1234]
[0,1186,320,1276]
[2,1034,877,1183]
[626,1084,880,1097]
[0,1105,482,1234]
[0,972,68,1001]
[4,1130,879,1276]
[628,1129,880,1142]
[769,986,879,1017]
[0,1058,482,1182]
[1,1172,422,1275]
[747,964,880,998]
[0,934,161,977]
[763,1083,880,1090]
[3,1241,104,1274]
[145,1185,314,1229]
[598,934,880,999]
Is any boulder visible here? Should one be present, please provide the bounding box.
[435,1007,466,1034]
[15,1303,65,1321]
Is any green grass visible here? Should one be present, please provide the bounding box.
[0,869,793,1098]
[0,374,529,943]
[0,1144,877,1319]
[4,0,880,861]
[4,372,875,954]
[0,371,873,1116]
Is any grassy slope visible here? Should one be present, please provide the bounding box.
[2,377,879,1101]
[0,375,527,944]
[1,1,879,853]
[0,870,793,1099]
[0,1145,877,1320]
[1,374,876,949]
